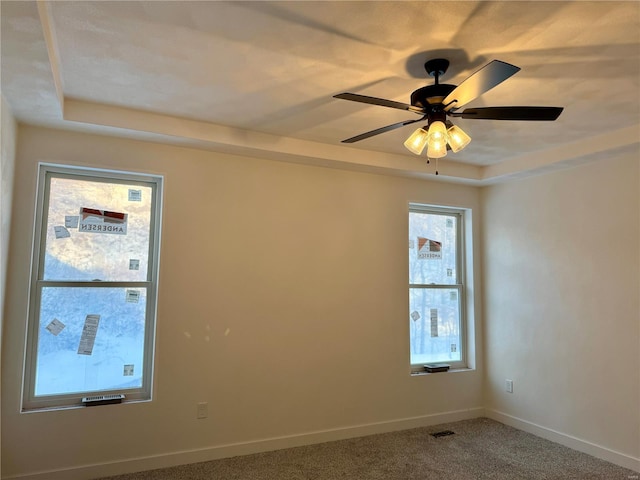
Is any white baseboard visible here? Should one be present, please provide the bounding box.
[486,409,640,473]
[4,407,484,480]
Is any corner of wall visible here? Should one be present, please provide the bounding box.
[1,93,18,480]
[1,94,18,333]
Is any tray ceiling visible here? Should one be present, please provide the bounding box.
[2,1,639,184]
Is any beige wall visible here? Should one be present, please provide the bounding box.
[1,95,18,480]
[1,125,483,478]
[1,96,17,338]
[482,155,640,460]
[6,123,636,478]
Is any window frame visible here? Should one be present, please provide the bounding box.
[409,204,467,372]
[22,163,163,411]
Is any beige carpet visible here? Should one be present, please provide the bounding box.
[99,418,637,479]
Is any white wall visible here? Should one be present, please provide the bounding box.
[1,125,483,478]
[482,155,640,468]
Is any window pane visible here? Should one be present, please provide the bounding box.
[409,211,457,285]
[43,176,153,281]
[35,286,147,396]
[409,287,461,364]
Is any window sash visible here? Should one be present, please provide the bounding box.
[408,284,465,370]
[22,164,162,411]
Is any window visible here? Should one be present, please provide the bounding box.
[409,205,467,370]
[23,164,162,411]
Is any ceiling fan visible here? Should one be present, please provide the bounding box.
[334,58,563,163]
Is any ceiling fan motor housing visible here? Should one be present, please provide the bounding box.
[410,84,457,109]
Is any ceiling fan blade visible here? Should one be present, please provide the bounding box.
[334,93,425,113]
[443,60,521,111]
[341,116,427,143]
[451,106,563,121]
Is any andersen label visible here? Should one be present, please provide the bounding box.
[79,207,128,235]
[417,236,442,259]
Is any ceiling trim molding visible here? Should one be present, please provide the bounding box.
[37,0,64,115]
[61,98,638,187]
[481,124,640,183]
[63,98,485,183]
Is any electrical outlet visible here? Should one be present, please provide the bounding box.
[197,402,208,419]
[505,379,513,393]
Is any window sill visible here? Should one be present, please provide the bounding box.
[22,397,150,414]
[410,367,474,377]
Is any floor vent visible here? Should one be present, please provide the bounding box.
[430,430,455,438]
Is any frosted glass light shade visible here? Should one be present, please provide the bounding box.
[404,128,429,155]
[427,121,447,143]
[447,124,471,153]
[427,121,448,158]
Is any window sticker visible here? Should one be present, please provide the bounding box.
[447,268,453,277]
[417,237,442,260]
[128,189,142,202]
[410,310,421,322]
[129,259,140,271]
[45,318,65,336]
[430,308,438,337]
[123,364,134,376]
[125,290,140,303]
[79,207,128,235]
[54,226,71,239]
[65,215,79,228]
[451,344,457,353]
[450,291,457,302]
[446,218,454,228]
[77,314,100,355]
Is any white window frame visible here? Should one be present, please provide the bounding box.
[22,163,163,411]
[409,204,467,372]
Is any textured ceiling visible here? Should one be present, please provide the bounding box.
[1,1,639,183]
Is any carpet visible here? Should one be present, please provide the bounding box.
[98,417,638,479]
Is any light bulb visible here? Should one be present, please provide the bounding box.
[427,138,447,158]
[403,127,429,155]
[447,124,471,153]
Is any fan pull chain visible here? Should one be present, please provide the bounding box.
[426,156,439,175]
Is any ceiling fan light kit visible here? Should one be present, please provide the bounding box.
[334,57,563,173]
[404,120,472,158]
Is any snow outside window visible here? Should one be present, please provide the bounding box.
[22,164,162,411]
